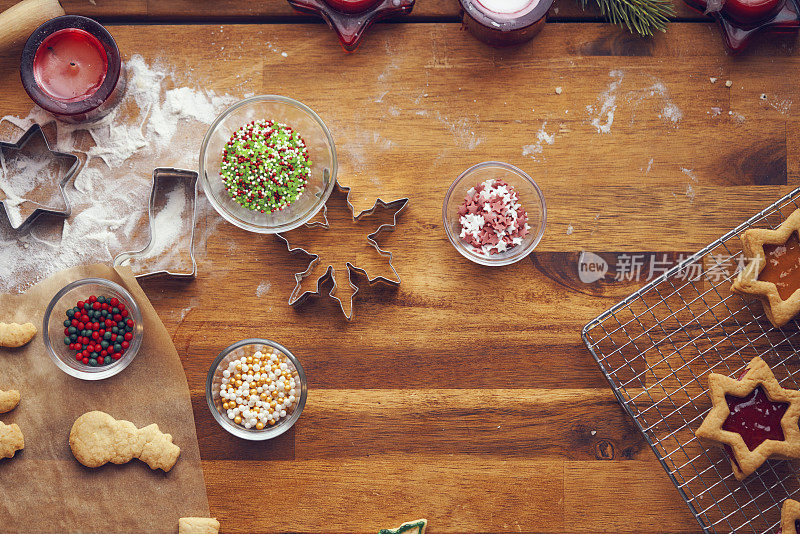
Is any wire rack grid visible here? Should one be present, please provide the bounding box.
[582,187,800,534]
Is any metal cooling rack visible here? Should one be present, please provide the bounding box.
[582,187,800,534]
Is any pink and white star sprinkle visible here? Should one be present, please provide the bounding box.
[457,178,530,255]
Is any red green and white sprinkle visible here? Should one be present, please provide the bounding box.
[220,119,311,213]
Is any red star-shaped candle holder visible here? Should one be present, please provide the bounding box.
[683,0,800,52]
[695,356,800,480]
[287,0,415,51]
[781,499,800,534]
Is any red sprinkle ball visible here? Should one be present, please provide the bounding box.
[61,295,135,367]
[457,179,530,255]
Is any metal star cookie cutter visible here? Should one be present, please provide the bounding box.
[276,180,408,320]
[113,168,198,279]
[0,123,80,231]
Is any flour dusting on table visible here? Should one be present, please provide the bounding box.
[255,280,271,297]
[522,121,555,160]
[0,55,238,293]
[587,70,683,134]
[588,70,623,134]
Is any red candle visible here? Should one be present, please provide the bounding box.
[723,0,782,24]
[683,0,800,52]
[32,28,107,102]
[324,0,380,13]
[460,0,554,46]
[21,16,124,123]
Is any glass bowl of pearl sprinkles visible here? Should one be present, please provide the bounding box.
[199,95,337,234]
[443,161,547,266]
[205,338,307,440]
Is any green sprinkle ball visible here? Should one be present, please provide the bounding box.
[220,120,311,214]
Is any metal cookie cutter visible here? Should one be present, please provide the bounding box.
[0,123,80,231]
[276,180,408,320]
[113,168,198,279]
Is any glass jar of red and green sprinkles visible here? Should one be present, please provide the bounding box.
[220,119,311,214]
[62,294,135,367]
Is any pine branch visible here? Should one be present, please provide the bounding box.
[579,0,675,37]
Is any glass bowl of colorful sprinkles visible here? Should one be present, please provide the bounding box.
[206,338,307,441]
[199,95,337,234]
[42,278,144,380]
[443,161,547,266]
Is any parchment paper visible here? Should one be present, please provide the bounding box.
[0,264,209,533]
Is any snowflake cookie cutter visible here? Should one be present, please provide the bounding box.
[276,180,408,320]
[0,123,80,231]
[113,168,198,279]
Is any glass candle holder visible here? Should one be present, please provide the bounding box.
[286,0,415,51]
[683,0,800,52]
[20,15,125,124]
[460,0,555,46]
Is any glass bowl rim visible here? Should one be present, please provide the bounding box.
[198,94,338,234]
[42,277,143,381]
[442,160,547,266]
[205,337,308,441]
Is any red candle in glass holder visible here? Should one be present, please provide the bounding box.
[460,0,554,46]
[683,0,800,52]
[33,28,107,101]
[287,0,415,51]
[20,16,125,123]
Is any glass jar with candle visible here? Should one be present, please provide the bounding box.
[460,0,555,46]
[683,0,800,52]
[20,15,125,124]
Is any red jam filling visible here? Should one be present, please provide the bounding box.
[758,232,800,301]
[721,386,788,451]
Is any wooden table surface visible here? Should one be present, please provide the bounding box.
[2,0,800,532]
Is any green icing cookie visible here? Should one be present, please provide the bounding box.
[378,519,427,534]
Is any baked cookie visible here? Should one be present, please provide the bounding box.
[69,411,181,472]
[0,421,24,459]
[0,322,36,348]
[781,499,800,534]
[0,389,20,413]
[695,357,800,480]
[379,519,427,534]
[178,517,220,534]
[732,209,800,327]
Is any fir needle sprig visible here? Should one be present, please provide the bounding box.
[580,0,675,37]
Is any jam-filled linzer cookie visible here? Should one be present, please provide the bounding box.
[781,499,800,534]
[732,209,800,327]
[695,356,800,481]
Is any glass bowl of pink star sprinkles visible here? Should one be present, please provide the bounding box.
[443,161,546,266]
[200,95,337,234]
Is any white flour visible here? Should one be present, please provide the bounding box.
[522,121,555,160]
[0,148,65,228]
[0,55,238,293]
[143,186,188,261]
[681,167,698,202]
[588,70,624,134]
[255,280,271,297]
[588,71,683,134]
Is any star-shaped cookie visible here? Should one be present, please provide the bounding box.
[695,356,800,480]
[782,499,800,534]
[732,208,800,327]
